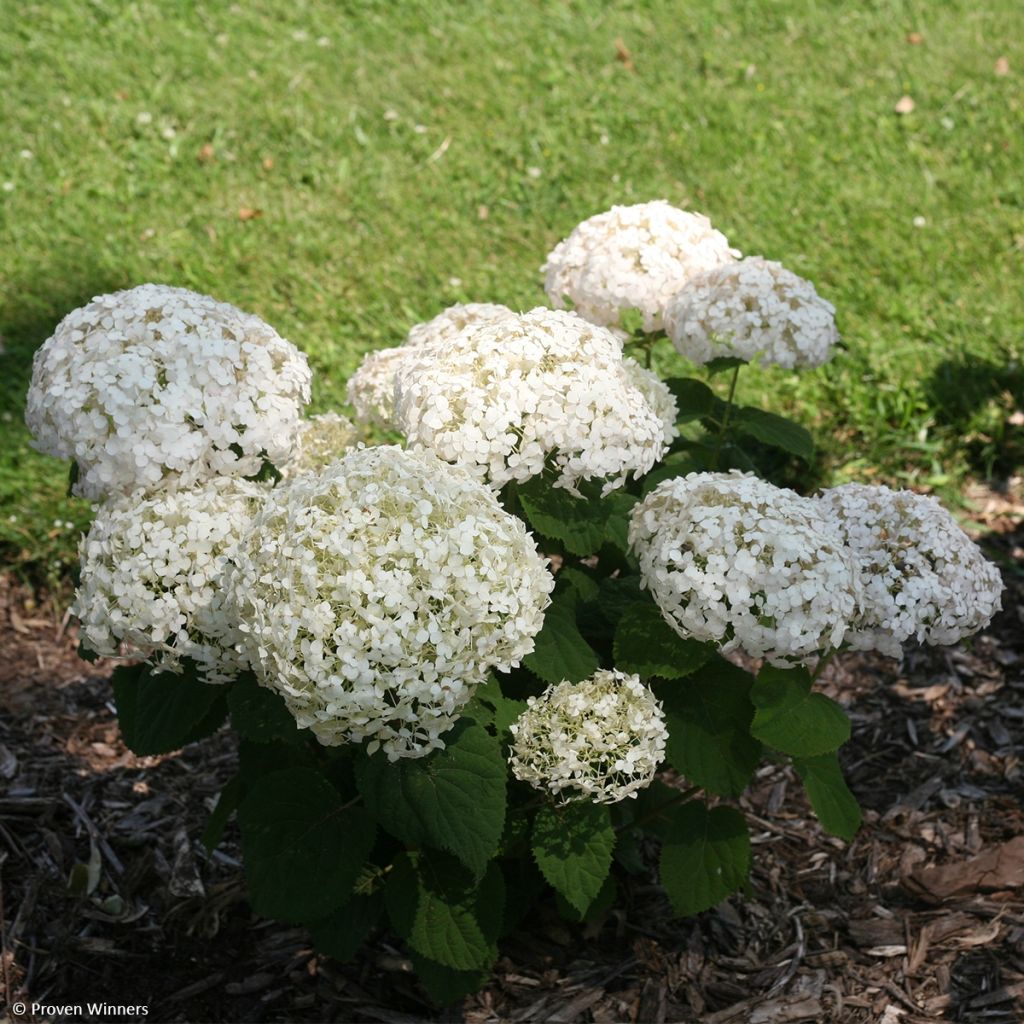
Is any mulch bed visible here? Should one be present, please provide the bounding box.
[1,482,1021,1023]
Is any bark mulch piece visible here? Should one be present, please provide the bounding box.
[1,483,1021,1022]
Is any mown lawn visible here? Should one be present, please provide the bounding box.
[1,0,1021,585]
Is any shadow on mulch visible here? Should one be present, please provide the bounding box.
[0,486,1021,1024]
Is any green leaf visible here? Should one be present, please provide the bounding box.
[558,566,600,604]
[524,595,598,684]
[641,451,706,495]
[355,719,506,877]
[518,479,609,556]
[555,873,617,924]
[705,356,746,376]
[411,954,491,1008]
[386,853,503,972]
[113,661,228,756]
[76,640,99,663]
[228,672,303,745]
[660,657,761,797]
[532,801,615,916]
[659,803,751,917]
[750,665,851,757]
[793,752,862,841]
[613,602,711,680]
[309,891,383,963]
[238,737,316,784]
[732,407,814,461]
[201,772,244,852]
[619,308,646,335]
[664,377,720,422]
[602,490,638,557]
[238,767,375,924]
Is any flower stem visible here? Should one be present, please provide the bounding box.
[811,648,837,682]
[710,364,741,470]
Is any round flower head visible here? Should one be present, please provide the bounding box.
[542,200,739,332]
[629,471,862,666]
[818,483,1003,657]
[508,671,667,804]
[393,308,677,494]
[664,257,838,369]
[227,446,554,759]
[25,284,312,500]
[73,478,268,683]
[347,303,514,427]
[283,412,358,477]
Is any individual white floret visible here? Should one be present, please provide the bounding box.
[346,303,514,427]
[227,446,554,760]
[542,200,739,332]
[25,284,312,500]
[818,483,1003,657]
[73,478,268,683]
[664,257,838,369]
[508,671,667,804]
[393,308,677,494]
[629,471,862,666]
[283,412,358,477]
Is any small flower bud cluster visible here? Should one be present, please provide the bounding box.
[346,303,514,427]
[25,284,311,499]
[665,257,838,369]
[818,483,1003,656]
[509,670,667,804]
[393,308,676,494]
[542,201,739,332]
[630,472,862,666]
[73,478,268,683]
[284,412,358,477]
[227,446,554,759]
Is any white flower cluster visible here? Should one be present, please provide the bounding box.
[346,303,514,427]
[25,284,312,500]
[393,308,677,494]
[508,670,667,804]
[542,201,739,332]
[227,446,554,759]
[284,412,358,477]
[629,472,862,666]
[73,478,268,683]
[665,257,838,369]
[818,483,1003,657]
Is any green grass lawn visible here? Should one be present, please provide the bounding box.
[2,0,1021,586]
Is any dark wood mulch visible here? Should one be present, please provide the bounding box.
[1,482,1021,1023]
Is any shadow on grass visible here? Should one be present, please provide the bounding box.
[926,357,1024,479]
[0,273,127,419]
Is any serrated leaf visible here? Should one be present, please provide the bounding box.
[386,853,503,972]
[794,752,862,841]
[518,479,609,556]
[558,566,600,604]
[664,377,720,422]
[201,772,244,852]
[613,602,711,680]
[524,596,598,684]
[411,954,491,1008]
[228,672,303,744]
[660,657,761,797]
[532,801,615,916]
[732,407,814,461]
[603,490,638,557]
[750,665,850,757]
[554,873,617,924]
[113,661,227,756]
[355,720,506,877]
[238,767,375,923]
[659,803,750,917]
[309,891,384,963]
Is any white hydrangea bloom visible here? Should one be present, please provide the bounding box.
[227,446,554,760]
[508,671,667,804]
[393,308,677,494]
[25,284,312,500]
[664,257,838,369]
[629,472,862,666]
[346,303,515,427]
[283,412,358,477]
[818,483,1003,657]
[73,478,268,683]
[542,200,739,332]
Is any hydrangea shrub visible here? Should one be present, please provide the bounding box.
[26,202,1003,1007]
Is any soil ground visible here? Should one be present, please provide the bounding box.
[1,482,1021,1024]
